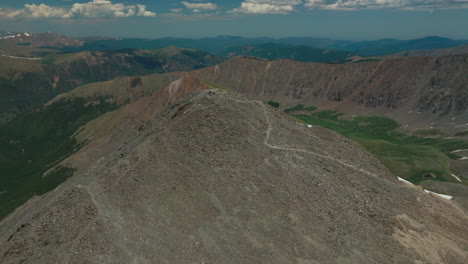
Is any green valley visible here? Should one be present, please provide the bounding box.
[289,107,468,184]
[0,97,117,219]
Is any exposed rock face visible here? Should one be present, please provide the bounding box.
[1,91,467,263]
[46,54,468,131]
[191,55,468,118]
[192,56,468,132]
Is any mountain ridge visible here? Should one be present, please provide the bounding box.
[219,43,354,63]
[77,35,468,56]
[1,90,467,263]
[53,53,468,132]
[0,46,223,120]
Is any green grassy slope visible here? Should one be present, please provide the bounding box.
[291,109,468,184]
[0,97,117,219]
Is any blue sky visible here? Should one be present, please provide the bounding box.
[0,0,467,40]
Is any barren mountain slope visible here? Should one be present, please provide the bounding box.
[0,74,206,219]
[190,55,468,131]
[54,54,468,131]
[1,91,467,264]
[59,75,212,176]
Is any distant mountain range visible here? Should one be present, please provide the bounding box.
[385,44,468,58]
[0,32,83,57]
[219,43,354,63]
[2,31,467,57]
[339,36,468,56]
[2,32,468,121]
[64,35,350,54]
[3,31,468,60]
[73,35,468,56]
[0,46,222,119]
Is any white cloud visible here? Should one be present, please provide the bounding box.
[231,0,302,14]
[64,0,137,18]
[0,0,156,19]
[170,8,183,13]
[137,4,156,17]
[304,0,468,11]
[8,4,68,19]
[181,2,218,12]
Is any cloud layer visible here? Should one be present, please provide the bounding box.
[229,0,468,14]
[1,0,467,19]
[231,0,302,14]
[0,0,156,19]
[304,0,468,11]
[181,2,218,13]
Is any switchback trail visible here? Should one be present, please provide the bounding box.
[236,99,381,179]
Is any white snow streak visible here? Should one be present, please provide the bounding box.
[451,174,462,182]
[397,177,414,185]
[424,190,453,200]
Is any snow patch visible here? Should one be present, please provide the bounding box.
[451,149,468,153]
[0,35,16,40]
[424,190,453,200]
[451,174,462,182]
[397,177,414,186]
[452,150,468,160]
[1,55,41,60]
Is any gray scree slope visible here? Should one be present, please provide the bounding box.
[1,91,467,263]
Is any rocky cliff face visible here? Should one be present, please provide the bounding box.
[1,91,467,263]
[189,55,468,129]
[40,53,468,130]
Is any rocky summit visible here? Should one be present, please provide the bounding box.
[1,90,467,263]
